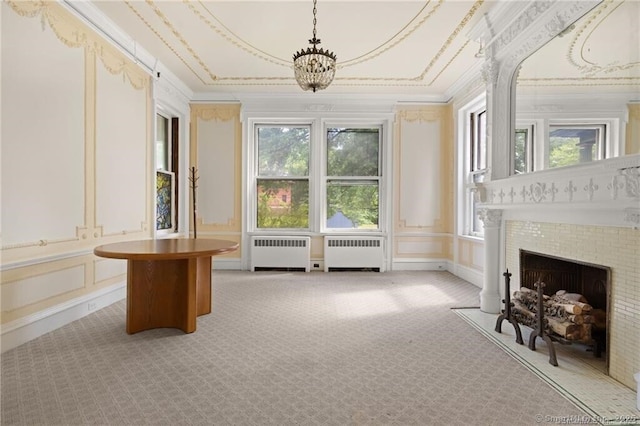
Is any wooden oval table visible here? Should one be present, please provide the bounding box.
[94,238,238,334]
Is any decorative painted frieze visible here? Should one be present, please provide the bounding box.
[479,155,640,211]
[584,178,599,202]
[620,167,640,199]
[564,180,578,202]
[623,208,640,226]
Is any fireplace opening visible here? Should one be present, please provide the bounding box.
[519,249,610,370]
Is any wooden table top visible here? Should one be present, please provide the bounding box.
[94,238,239,261]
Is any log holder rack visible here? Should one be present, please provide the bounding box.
[528,281,559,366]
[495,272,559,366]
[495,271,603,367]
[494,269,523,345]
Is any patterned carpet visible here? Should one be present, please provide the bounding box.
[1,271,589,425]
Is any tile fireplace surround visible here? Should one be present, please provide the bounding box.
[478,154,640,391]
[505,220,639,390]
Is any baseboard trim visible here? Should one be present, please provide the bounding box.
[213,258,242,270]
[391,260,447,271]
[1,282,126,353]
[450,263,483,288]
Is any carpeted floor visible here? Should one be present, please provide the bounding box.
[452,308,638,422]
[1,271,590,425]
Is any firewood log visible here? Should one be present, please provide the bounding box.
[551,295,592,312]
[567,314,584,325]
[553,303,582,315]
[556,290,588,303]
[546,317,580,338]
[514,291,584,316]
[512,300,536,319]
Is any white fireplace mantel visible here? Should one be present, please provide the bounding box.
[477,154,640,228]
[468,0,640,390]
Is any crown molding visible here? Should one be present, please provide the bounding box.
[59,0,193,102]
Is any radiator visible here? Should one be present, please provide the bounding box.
[324,236,385,272]
[250,236,311,272]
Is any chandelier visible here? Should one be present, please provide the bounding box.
[292,0,336,92]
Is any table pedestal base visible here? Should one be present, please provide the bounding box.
[126,256,212,334]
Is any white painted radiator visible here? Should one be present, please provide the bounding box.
[250,236,311,272]
[324,236,385,272]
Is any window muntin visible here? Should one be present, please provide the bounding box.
[325,127,381,230]
[256,125,310,230]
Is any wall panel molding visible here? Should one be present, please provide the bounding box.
[394,105,453,237]
[1,264,86,314]
[1,0,153,337]
[2,0,152,266]
[190,104,242,234]
[393,235,453,259]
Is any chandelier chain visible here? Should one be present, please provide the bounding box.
[312,0,317,41]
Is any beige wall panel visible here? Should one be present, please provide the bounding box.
[626,104,640,155]
[472,242,484,268]
[190,104,241,233]
[457,239,484,271]
[458,242,469,265]
[394,236,452,259]
[398,120,442,228]
[197,119,236,225]
[1,3,84,246]
[95,66,147,235]
[397,240,443,255]
[1,265,85,312]
[310,236,324,259]
[94,258,127,283]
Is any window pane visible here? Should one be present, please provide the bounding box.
[471,110,487,172]
[257,179,309,228]
[156,114,169,170]
[327,128,379,176]
[514,129,528,174]
[549,127,601,168]
[472,198,484,235]
[326,181,378,229]
[476,111,487,170]
[258,127,309,176]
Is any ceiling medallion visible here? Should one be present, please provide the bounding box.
[293,0,337,92]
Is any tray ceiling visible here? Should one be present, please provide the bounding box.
[84,0,495,99]
[76,1,638,100]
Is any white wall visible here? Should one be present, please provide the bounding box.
[1,1,153,351]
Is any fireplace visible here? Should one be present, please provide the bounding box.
[518,249,611,369]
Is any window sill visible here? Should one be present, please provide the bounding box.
[155,232,182,239]
[458,234,484,243]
